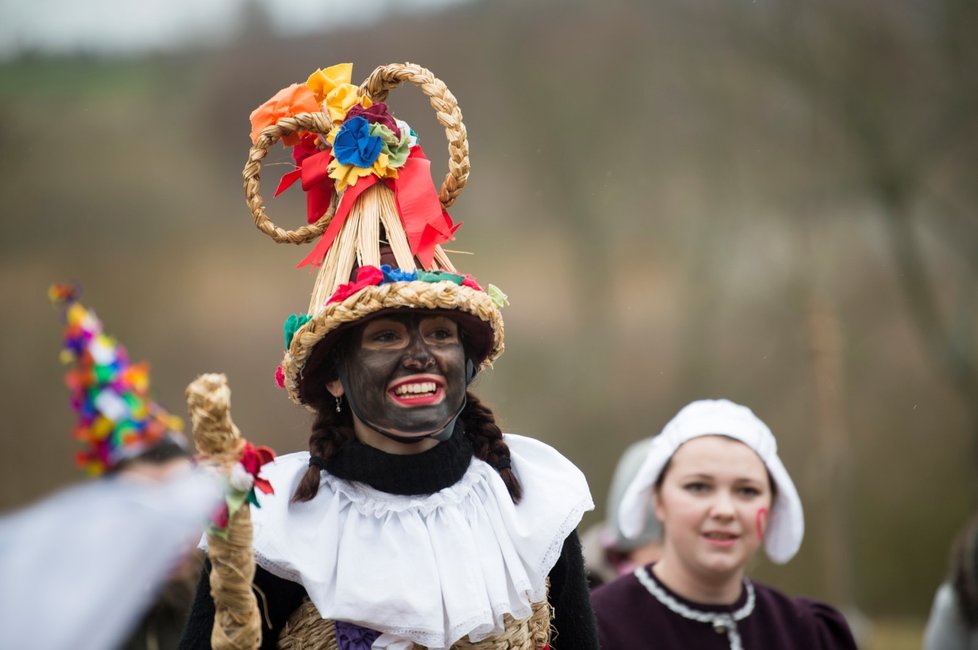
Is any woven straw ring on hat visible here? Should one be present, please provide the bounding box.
[242,62,507,408]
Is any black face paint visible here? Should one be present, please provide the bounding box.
[340,313,467,439]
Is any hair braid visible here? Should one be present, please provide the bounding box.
[292,393,355,503]
[462,391,522,504]
[291,331,356,503]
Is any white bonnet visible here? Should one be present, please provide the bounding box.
[617,398,804,564]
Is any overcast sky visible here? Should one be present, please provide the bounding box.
[0,0,467,60]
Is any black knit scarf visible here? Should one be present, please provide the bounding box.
[323,421,473,495]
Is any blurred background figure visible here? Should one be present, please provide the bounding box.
[0,285,221,650]
[923,511,978,650]
[582,436,663,589]
[591,399,858,649]
[0,460,220,650]
[112,444,209,650]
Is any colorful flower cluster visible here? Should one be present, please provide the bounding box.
[274,265,509,389]
[208,441,276,538]
[49,284,183,476]
[252,63,459,272]
[327,265,484,306]
[250,63,419,224]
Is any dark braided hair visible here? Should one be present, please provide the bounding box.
[291,390,355,503]
[291,329,354,503]
[462,391,522,504]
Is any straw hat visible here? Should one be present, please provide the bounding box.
[618,399,805,564]
[243,63,507,407]
[49,284,187,475]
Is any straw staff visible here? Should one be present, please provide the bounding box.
[186,373,262,650]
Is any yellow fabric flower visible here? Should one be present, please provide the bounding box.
[325,84,372,125]
[325,125,340,147]
[328,152,399,192]
[306,63,353,103]
[372,153,399,181]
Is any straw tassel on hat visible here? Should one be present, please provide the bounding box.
[243,62,507,407]
[48,283,187,475]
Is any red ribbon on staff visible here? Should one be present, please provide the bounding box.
[296,146,458,270]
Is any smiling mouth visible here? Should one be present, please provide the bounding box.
[388,378,445,406]
[393,381,438,397]
[703,532,739,542]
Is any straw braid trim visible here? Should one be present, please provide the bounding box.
[277,600,338,649]
[245,112,337,245]
[244,62,469,246]
[282,281,504,406]
[277,591,551,649]
[359,62,470,209]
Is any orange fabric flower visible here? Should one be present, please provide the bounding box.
[249,84,320,146]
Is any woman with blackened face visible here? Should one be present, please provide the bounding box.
[327,314,467,452]
[181,62,599,649]
[182,300,599,649]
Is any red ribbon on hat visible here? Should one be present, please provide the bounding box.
[274,134,335,226]
[296,146,458,270]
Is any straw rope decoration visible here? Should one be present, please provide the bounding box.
[243,61,468,245]
[277,587,552,649]
[245,63,468,305]
[358,62,470,208]
[242,61,507,405]
[186,373,262,650]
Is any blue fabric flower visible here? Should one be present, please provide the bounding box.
[333,116,383,168]
[335,621,381,650]
[380,265,418,284]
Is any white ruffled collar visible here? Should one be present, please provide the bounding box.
[243,434,592,648]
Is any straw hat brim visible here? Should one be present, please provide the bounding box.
[282,280,504,407]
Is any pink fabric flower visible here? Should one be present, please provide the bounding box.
[461,276,483,291]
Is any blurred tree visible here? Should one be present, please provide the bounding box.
[729,0,978,432]
[706,0,978,618]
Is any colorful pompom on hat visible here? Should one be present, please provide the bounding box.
[244,62,507,407]
[49,284,187,475]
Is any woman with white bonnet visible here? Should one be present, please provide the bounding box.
[590,399,857,649]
